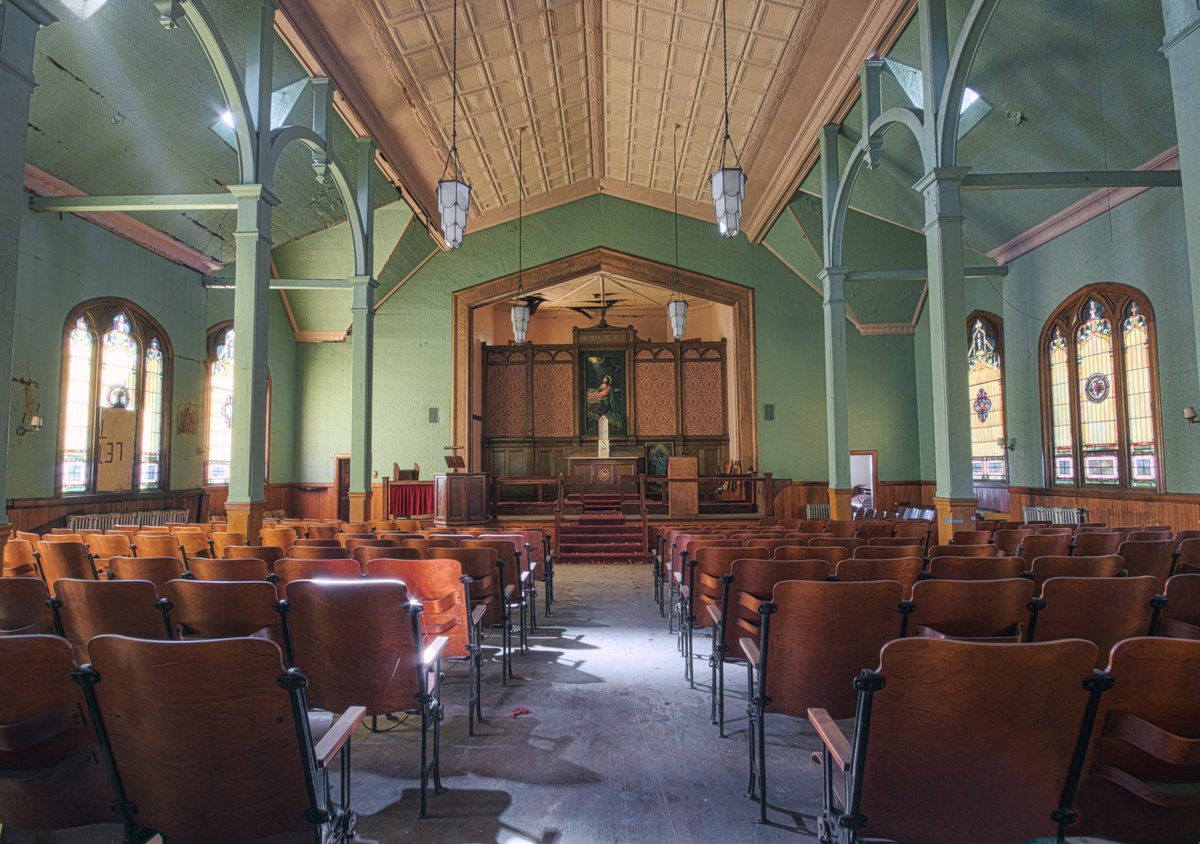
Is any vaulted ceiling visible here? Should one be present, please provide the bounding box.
[277,0,915,238]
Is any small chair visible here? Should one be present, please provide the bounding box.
[1016,533,1073,567]
[2,538,42,578]
[210,531,247,557]
[903,578,1034,639]
[1074,636,1200,843]
[1029,576,1162,666]
[176,531,214,563]
[283,579,447,818]
[1174,536,1200,574]
[1071,531,1126,557]
[79,635,361,841]
[188,557,273,583]
[1117,539,1175,585]
[809,637,1101,844]
[0,577,56,635]
[0,635,118,837]
[339,522,372,535]
[164,578,283,644]
[306,523,339,540]
[107,555,190,592]
[260,526,299,551]
[52,578,172,659]
[85,533,134,568]
[741,579,902,823]
[1157,573,1200,639]
[1026,554,1125,590]
[286,545,354,560]
[824,521,857,538]
[992,528,1034,555]
[38,541,100,587]
[832,557,924,595]
[927,555,1026,581]
[273,558,363,591]
[134,532,186,562]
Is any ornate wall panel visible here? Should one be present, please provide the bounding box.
[533,352,574,438]
[634,349,676,437]
[682,352,725,437]
[485,350,529,438]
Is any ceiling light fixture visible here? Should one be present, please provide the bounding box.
[510,128,530,343]
[436,0,470,249]
[667,124,688,341]
[711,0,745,238]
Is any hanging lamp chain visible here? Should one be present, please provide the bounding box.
[517,128,524,296]
[673,125,680,292]
[718,0,742,170]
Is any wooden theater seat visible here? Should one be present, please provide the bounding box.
[133,532,186,562]
[992,528,1034,555]
[1158,573,1200,639]
[1026,554,1125,590]
[832,557,924,595]
[1016,533,1073,567]
[1029,576,1162,666]
[949,529,993,545]
[52,578,172,660]
[1118,539,1175,585]
[286,544,354,559]
[0,577,56,635]
[106,555,189,592]
[853,545,925,560]
[38,541,100,587]
[273,558,363,592]
[928,543,997,560]
[1071,531,1126,556]
[903,578,1034,640]
[682,547,768,686]
[223,545,284,569]
[188,557,273,583]
[164,578,282,643]
[927,555,1025,581]
[774,544,848,565]
[2,538,41,579]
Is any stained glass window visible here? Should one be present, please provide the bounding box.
[1042,288,1160,490]
[967,316,1006,481]
[206,328,235,484]
[1123,302,1157,488]
[59,303,170,494]
[61,317,95,493]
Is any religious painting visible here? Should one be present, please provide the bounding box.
[645,442,674,477]
[582,352,627,436]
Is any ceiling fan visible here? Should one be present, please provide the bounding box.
[566,276,625,327]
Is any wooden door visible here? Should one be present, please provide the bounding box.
[335,457,351,522]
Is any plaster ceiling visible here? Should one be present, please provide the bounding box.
[516,271,709,310]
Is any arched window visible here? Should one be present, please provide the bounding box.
[205,323,269,485]
[967,313,1006,482]
[1040,286,1161,490]
[59,301,171,494]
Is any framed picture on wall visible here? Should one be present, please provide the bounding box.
[582,351,627,436]
[645,442,674,476]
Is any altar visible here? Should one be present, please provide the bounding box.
[566,456,641,488]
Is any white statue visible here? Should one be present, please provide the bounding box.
[597,415,610,458]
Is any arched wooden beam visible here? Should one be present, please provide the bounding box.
[936,0,1003,168]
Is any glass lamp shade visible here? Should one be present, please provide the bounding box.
[710,167,746,237]
[510,301,530,343]
[437,178,471,249]
[667,297,688,341]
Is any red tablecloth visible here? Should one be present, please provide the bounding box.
[389,481,435,516]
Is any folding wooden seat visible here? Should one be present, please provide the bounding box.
[284,579,446,817]
[893,521,932,540]
[1027,554,1125,590]
[1029,576,1162,666]
[927,543,996,562]
[903,578,1034,639]
[927,555,1026,581]
[1113,525,1143,535]
[223,544,284,569]
[164,578,283,645]
[1118,539,1175,585]
[1073,636,1200,843]
[464,538,529,655]
[1157,573,1200,639]
[796,519,827,533]
[188,557,273,583]
[1129,529,1173,542]
[949,529,993,545]
[1071,531,1126,556]
[0,635,118,837]
[824,520,857,538]
[344,537,398,552]
[516,528,554,616]
[809,537,864,554]
[783,531,833,542]
[38,541,100,587]
[658,531,702,618]
[3,538,42,578]
[775,518,802,530]
[400,539,453,557]
[683,547,769,685]
[427,532,475,542]
[0,577,56,635]
[368,557,488,735]
[210,531,246,557]
[274,559,363,592]
[706,557,831,736]
[853,545,924,560]
[260,526,299,551]
[353,545,420,567]
[380,532,424,542]
[107,525,140,540]
[741,579,902,822]
[292,538,342,548]
[855,521,895,541]
[15,529,41,546]
[993,527,1034,555]
[810,637,1100,844]
[1015,532,1073,567]
[79,635,361,841]
[866,536,923,548]
[134,532,185,562]
[336,532,375,548]
[1074,524,1111,535]
[306,522,339,540]
[84,532,134,568]
[745,538,806,556]
[52,578,172,659]
[833,556,923,593]
[176,530,213,563]
[482,532,542,624]
[1141,525,1174,534]
[774,544,848,565]
[107,555,189,592]
[286,544,354,560]
[41,533,84,543]
[339,521,372,535]
[1035,526,1075,536]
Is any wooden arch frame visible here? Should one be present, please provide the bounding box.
[1037,283,1164,493]
[967,309,1008,484]
[58,298,174,496]
[452,247,758,471]
[205,322,271,485]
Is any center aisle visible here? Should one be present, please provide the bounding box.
[352,564,822,842]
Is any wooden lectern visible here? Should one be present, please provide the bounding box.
[668,456,698,518]
[434,472,489,526]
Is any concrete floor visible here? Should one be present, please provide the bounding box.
[351,564,823,844]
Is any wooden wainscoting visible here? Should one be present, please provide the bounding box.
[974,483,1011,516]
[874,481,936,513]
[772,483,830,519]
[201,484,293,522]
[1008,486,1200,528]
[8,488,207,533]
[289,483,386,521]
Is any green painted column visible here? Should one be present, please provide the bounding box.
[0,0,55,540]
[820,266,853,519]
[348,137,376,522]
[1161,0,1200,389]
[916,167,976,541]
[225,184,276,538]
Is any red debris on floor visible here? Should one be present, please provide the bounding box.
[510,705,531,719]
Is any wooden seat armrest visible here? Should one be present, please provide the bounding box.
[471,604,488,626]
[315,706,366,767]
[1159,618,1200,640]
[504,584,517,599]
[706,604,722,625]
[808,708,852,772]
[736,591,766,614]
[679,584,690,599]
[1106,711,1200,766]
[739,637,760,664]
[520,570,531,584]
[422,635,450,667]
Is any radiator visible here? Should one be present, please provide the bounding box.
[67,510,190,531]
[1022,505,1088,525]
[806,503,831,520]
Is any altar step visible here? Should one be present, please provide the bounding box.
[556,518,646,564]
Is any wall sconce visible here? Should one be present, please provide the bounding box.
[996,436,1016,451]
[17,413,43,436]
[13,376,41,436]
[1185,406,1198,424]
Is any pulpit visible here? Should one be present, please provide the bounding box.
[668,456,698,517]
[434,472,489,526]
